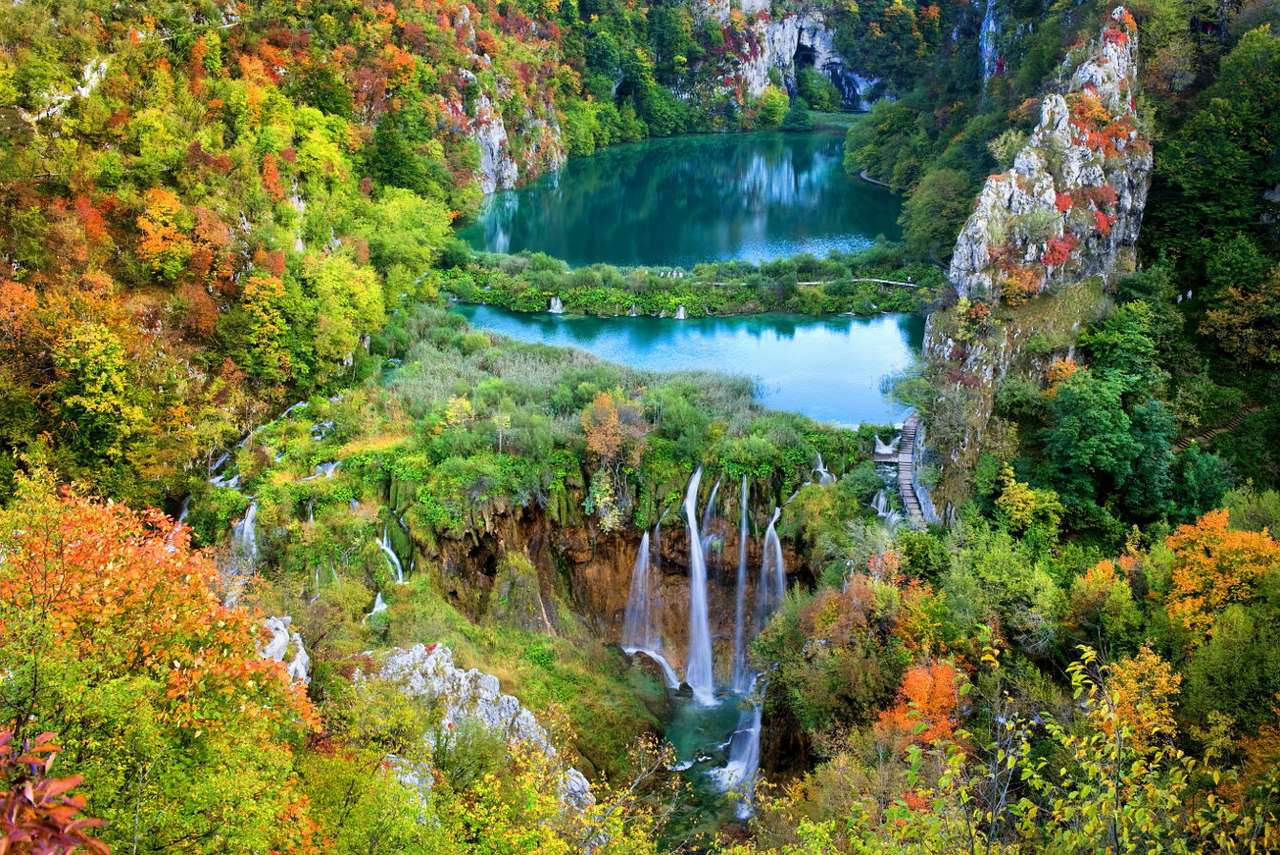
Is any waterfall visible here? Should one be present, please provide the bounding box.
[229,500,258,574]
[754,508,785,626]
[872,489,904,527]
[683,467,716,705]
[874,433,900,456]
[716,510,785,819]
[813,453,835,485]
[303,460,341,481]
[622,532,658,650]
[674,305,687,320]
[548,296,565,314]
[177,495,191,524]
[364,591,387,622]
[622,531,680,688]
[701,477,722,534]
[712,677,765,819]
[731,476,751,693]
[378,525,405,584]
[979,0,1001,88]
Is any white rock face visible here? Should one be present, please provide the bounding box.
[380,644,594,810]
[446,9,566,193]
[471,96,520,194]
[923,8,1152,504]
[261,616,310,684]
[736,11,878,110]
[946,6,1150,302]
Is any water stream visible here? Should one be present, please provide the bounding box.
[683,468,716,706]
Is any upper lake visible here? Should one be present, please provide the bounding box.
[458,131,902,268]
[455,305,924,427]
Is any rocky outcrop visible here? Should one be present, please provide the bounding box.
[698,3,879,110]
[922,8,1151,508]
[449,7,566,193]
[947,7,1149,302]
[380,644,593,809]
[260,615,310,684]
[488,553,556,633]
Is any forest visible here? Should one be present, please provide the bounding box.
[1,0,1279,852]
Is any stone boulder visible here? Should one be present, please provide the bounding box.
[380,644,594,811]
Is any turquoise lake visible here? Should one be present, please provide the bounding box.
[458,131,902,268]
[454,305,924,427]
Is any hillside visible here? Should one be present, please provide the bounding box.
[3,0,1280,853]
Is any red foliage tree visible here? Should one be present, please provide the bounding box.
[1042,234,1078,266]
[0,731,108,854]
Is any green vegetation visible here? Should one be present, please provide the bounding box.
[444,247,939,317]
[4,0,1280,851]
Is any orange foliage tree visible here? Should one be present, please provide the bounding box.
[134,188,193,282]
[0,477,318,852]
[1165,509,1280,637]
[874,660,962,752]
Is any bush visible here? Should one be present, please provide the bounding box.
[781,98,813,131]
[757,86,789,127]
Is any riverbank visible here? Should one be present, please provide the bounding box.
[439,247,941,319]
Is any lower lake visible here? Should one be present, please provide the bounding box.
[454,305,924,427]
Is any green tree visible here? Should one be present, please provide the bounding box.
[51,323,144,465]
[1041,369,1139,519]
[361,187,453,276]
[781,97,813,131]
[900,169,974,264]
[756,86,790,128]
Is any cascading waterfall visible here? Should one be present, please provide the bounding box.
[621,532,681,689]
[713,677,765,819]
[378,524,405,584]
[548,296,565,314]
[730,476,751,693]
[364,592,387,622]
[622,532,657,648]
[700,477,723,575]
[979,0,1001,88]
[813,453,835,485]
[229,500,259,574]
[701,478,722,533]
[874,433,900,456]
[718,507,786,819]
[754,508,785,625]
[683,467,716,705]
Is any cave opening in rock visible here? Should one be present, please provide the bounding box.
[793,43,816,70]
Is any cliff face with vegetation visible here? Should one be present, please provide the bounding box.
[921,7,1152,508]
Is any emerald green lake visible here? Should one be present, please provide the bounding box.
[458,131,902,268]
[455,305,924,427]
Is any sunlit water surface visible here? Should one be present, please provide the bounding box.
[454,305,923,427]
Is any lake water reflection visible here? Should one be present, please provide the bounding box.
[458,131,902,268]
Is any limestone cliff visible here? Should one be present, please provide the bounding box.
[694,1,879,110]
[449,6,567,193]
[921,7,1152,508]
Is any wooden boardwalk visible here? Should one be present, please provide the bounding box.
[1174,406,1260,451]
[897,415,926,528]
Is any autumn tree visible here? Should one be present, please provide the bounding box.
[51,322,144,467]
[135,187,193,281]
[873,660,962,752]
[0,730,107,854]
[1164,509,1280,637]
[0,477,317,853]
